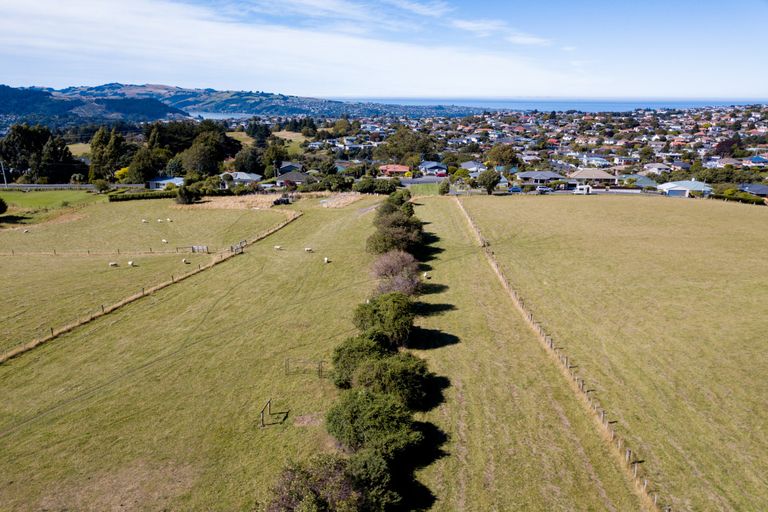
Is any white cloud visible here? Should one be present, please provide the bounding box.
[451,19,508,37]
[562,45,577,52]
[383,0,452,17]
[506,32,551,46]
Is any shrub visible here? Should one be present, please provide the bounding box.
[352,292,414,347]
[367,210,423,255]
[175,185,200,204]
[332,335,392,388]
[399,201,415,217]
[267,454,363,512]
[352,177,376,194]
[0,197,6,215]
[373,179,398,195]
[711,192,764,205]
[107,191,177,202]
[92,179,111,193]
[477,170,501,195]
[386,188,411,207]
[326,389,423,458]
[348,449,401,511]
[371,250,420,296]
[438,179,450,195]
[353,352,432,411]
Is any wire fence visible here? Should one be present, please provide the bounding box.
[454,196,668,512]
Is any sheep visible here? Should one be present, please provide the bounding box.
[161,239,168,244]
[141,219,148,223]
[304,247,313,253]
[23,229,30,233]
[423,271,431,280]
[324,257,330,264]
[108,261,119,267]
[127,260,135,267]
[166,218,172,222]
[157,219,163,223]
[274,245,282,250]
[182,258,190,264]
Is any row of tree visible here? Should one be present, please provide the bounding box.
[0,124,87,183]
[268,189,445,511]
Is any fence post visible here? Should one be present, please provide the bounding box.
[101,304,105,313]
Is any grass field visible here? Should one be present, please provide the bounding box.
[66,143,91,157]
[0,196,288,355]
[0,197,381,510]
[408,183,441,196]
[462,195,768,511]
[273,130,306,156]
[411,197,644,511]
[0,190,104,226]
[226,131,255,146]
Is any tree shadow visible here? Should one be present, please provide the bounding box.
[412,375,450,412]
[407,327,460,350]
[419,282,449,295]
[412,232,443,262]
[390,421,449,511]
[0,214,31,225]
[414,302,457,317]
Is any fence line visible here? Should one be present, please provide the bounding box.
[453,196,666,512]
[0,210,303,365]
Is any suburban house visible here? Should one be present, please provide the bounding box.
[618,174,658,189]
[740,183,768,197]
[643,163,671,175]
[219,171,262,189]
[658,180,713,197]
[379,164,410,177]
[147,176,184,190]
[568,168,618,185]
[744,155,768,168]
[516,171,565,185]
[279,161,303,174]
[671,161,692,171]
[418,161,448,176]
[275,171,314,187]
[461,160,488,173]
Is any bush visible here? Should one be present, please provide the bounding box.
[373,179,398,195]
[267,454,363,512]
[371,250,420,296]
[326,390,423,458]
[352,292,414,347]
[367,210,423,255]
[332,335,392,388]
[438,179,450,195]
[353,352,433,411]
[0,197,6,215]
[477,170,501,195]
[348,449,401,511]
[92,179,111,193]
[711,192,764,205]
[107,190,177,202]
[352,177,376,194]
[399,201,415,217]
[386,188,411,207]
[175,185,201,204]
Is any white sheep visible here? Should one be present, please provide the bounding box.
[23,229,30,233]
[157,219,163,223]
[274,245,282,250]
[166,218,172,222]
[304,247,313,253]
[324,257,330,264]
[182,258,190,264]
[128,260,135,267]
[141,219,148,223]
[162,239,168,244]
[423,271,431,280]
[108,261,118,267]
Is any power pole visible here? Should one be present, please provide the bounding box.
[0,160,7,188]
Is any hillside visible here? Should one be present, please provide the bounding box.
[0,85,187,128]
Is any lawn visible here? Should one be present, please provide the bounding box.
[273,130,306,156]
[408,183,441,196]
[67,143,91,157]
[226,131,254,146]
[462,195,768,511]
[0,190,104,226]
[0,197,381,510]
[0,196,288,355]
[410,197,644,511]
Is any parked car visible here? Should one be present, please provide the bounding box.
[508,186,523,194]
[535,186,553,194]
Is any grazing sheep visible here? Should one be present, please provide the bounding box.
[274,245,282,250]
[141,219,148,223]
[304,247,313,253]
[423,271,431,280]
[108,261,118,267]
[324,257,330,264]
[128,261,135,267]
[166,218,172,222]
[157,219,163,223]
[162,239,168,244]
[182,258,190,264]
[23,229,30,233]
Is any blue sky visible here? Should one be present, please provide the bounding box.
[0,0,767,98]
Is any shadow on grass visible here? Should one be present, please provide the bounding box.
[408,327,460,350]
[413,375,450,412]
[0,214,31,225]
[419,282,448,295]
[414,302,457,317]
[412,232,443,262]
[391,421,449,511]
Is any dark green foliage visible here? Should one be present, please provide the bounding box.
[106,190,177,201]
[373,179,398,195]
[353,353,432,411]
[438,179,450,195]
[399,201,415,217]
[0,197,7,215]
[353,177,376,194]
[92,179,111,193]
[352,293,414,347]
[326,390,423,458]
[366,209,423,255]
[477,170,501,195]
[373,126,437,163]
[245,122,272,147]
[267,454,363,512]
[0,124,85,184]
[332,335,392,389]
[386,188,411,207]
[126,146,169,183]
[233,144,265,175]
[175,185,201,204]
[711,192,764,205]
[348,449,401,511]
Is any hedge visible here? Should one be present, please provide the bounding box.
[710,193,764,205]
[107,191,177,202]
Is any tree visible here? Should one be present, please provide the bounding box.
[126,146,159,183]
[371,250,420,296]
[175,185,200,204]
[352,292,414,347]
[326,389,423,457]
[233,144,265,175]
[353,352,433,411]
[0,197,7,215]
[487,144,519,167]
[332,335,392,388]
[88,127,110,182]
[438,179,450,195]
[373,127,436,163]
[263,142,288,170]
[477,170,501,195]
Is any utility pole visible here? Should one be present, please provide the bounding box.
[0,159,7,188]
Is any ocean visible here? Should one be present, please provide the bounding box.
[334,98,767,113]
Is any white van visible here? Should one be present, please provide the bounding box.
[573,184,592,195]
